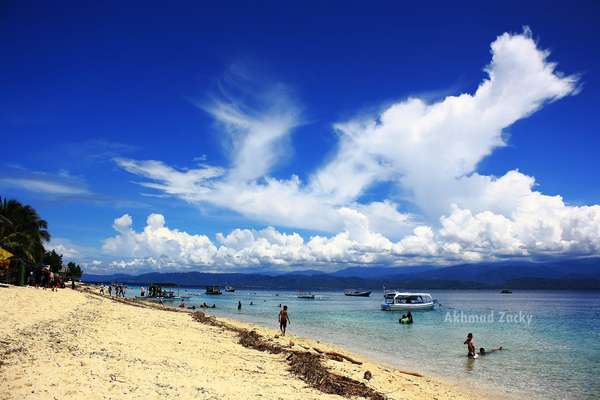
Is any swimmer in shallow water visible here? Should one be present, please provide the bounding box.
[399,311,414,324]
[479,346,503,355]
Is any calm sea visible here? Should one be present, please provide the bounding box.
[123,287,600,399]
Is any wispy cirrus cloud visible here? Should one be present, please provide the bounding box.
[0,177,90,196]
[0,166,92,197]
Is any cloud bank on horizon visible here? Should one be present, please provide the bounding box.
[89,30,600,273]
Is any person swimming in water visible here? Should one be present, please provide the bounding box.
[237,300,242,311]
[464,333,477,358]
[399,311,414,324]
[278,305,291,336]
[479,346,503,355]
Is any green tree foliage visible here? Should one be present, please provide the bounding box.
[43,250,63,273]
[66,261,82,280]
[0,197,50,263]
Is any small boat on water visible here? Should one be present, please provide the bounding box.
[344,289,372,297]
[297,291,315,299]
[381,290,435,311]
[224,286,236,292]
[206,285,222,295]
[500,289,513,294]
[136,283,187,301]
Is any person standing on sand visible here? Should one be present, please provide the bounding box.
[100,285,104,295]
[108,285,112,296]
[278,305,291,336]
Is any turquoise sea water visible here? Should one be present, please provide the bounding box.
[124,288,600,399]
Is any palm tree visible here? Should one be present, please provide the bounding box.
[0,197,50,263]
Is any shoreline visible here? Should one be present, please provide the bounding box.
[168,299,516,400]
[1,284,503,399]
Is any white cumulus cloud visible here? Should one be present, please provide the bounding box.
[102,29,600,272]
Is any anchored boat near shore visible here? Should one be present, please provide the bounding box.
[206,285,223,295]
[344,289,372,297]
[381,290,435,311]
[136,283,190,301]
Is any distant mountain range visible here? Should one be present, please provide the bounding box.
[82,258,600,290]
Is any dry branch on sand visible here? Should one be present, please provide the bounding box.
[286,352,385,400]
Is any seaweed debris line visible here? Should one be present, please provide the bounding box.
[190,312,386,400]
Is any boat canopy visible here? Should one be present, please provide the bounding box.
[384,291,433,303]
[385,292,432,297]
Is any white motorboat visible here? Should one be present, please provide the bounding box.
[381,290,435,311]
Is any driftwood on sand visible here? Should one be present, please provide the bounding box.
[394,370,423,378]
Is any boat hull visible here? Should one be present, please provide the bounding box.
[381,302,434,311]
[344,291,372,297]
[136,296,186,301]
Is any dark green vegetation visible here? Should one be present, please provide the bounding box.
[0,196,83,284]
[0,196,50,263]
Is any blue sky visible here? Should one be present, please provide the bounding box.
[2,1,600,273]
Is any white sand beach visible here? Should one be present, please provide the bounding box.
[0,285,487,400]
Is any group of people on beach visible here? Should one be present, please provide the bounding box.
[99,284,126,297]
[27,269,64,291]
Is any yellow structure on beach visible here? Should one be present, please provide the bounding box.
[0,247,14,283]
[0,247,14,265]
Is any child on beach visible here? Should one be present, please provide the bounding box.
[278,305,291,336]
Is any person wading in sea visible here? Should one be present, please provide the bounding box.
[278,305,291,336]
[464,333,477,358]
